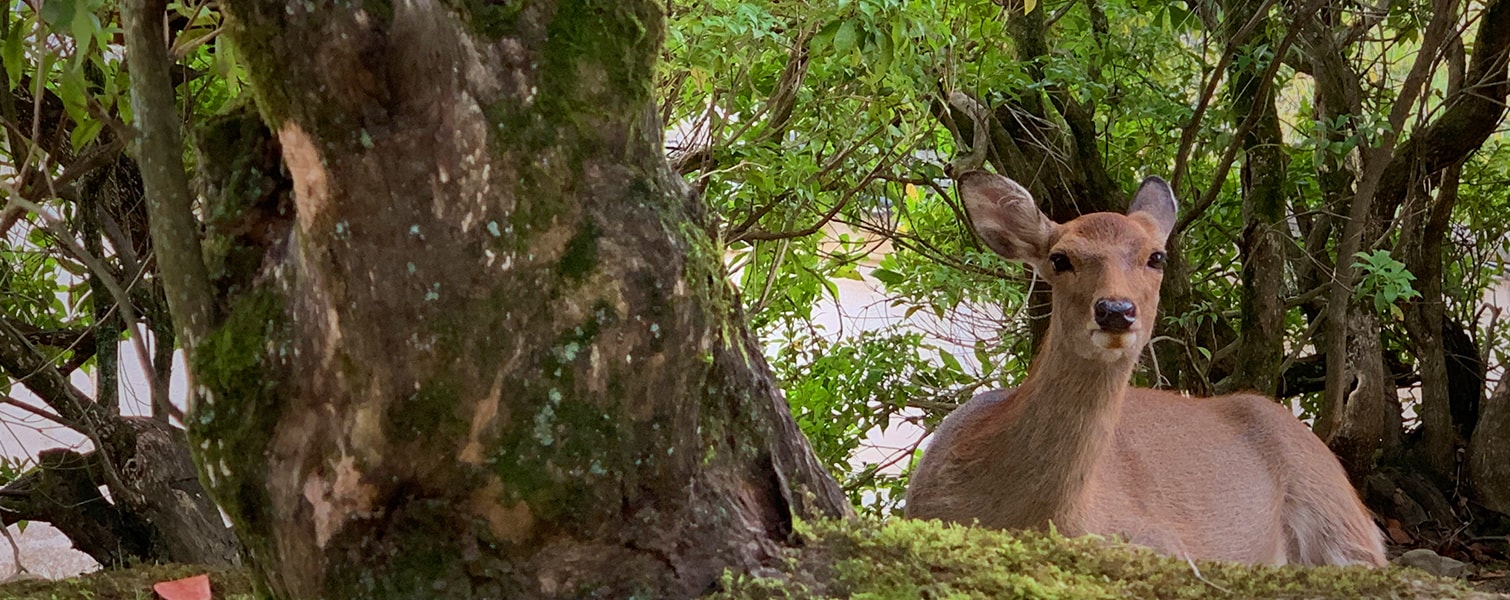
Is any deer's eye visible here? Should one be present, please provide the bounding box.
[1049,252,1074,274]
[1147,251,1167,270]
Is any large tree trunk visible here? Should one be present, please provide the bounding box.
[178,2,848,598]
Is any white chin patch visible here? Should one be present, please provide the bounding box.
[1089,331,1136,359]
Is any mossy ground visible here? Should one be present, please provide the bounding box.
[4,520,1500,599]
[713,518,1500,599]
[0,564,252,600]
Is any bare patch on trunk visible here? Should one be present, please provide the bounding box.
[470,478,534,542]
[459,375,505,465]
[277,123,330,234]
[302,454,377,548]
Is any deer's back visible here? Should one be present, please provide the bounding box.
[1082,389,1292,562]
[906,386,1385,565]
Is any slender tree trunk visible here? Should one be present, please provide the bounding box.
[1317,0,1465,447]
[1328,312,1403,478]
[182,2,848,598]
[1220,0,1288,397]
[1319,0,1509,476]
[81,205,122,414]
[1150,239,1210,394]
[1401,166,1461,477]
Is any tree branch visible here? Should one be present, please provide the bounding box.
[1320,0,1465,435]
[1173,0,1323,235]
[1171,0,1283,192]
[123,0,215,367]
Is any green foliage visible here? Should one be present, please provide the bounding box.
[0,456,28,533]
[710,518,1478,599]
[768,328,996,512]
[1353,249,1422,318]
[664,0,1510,516]
[0,0,249,388]
[0,455,25,486]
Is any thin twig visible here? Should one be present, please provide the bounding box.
[0,395,69,428]
[0,521,27,581]
[1185,556,1231,594]
[1174,0,1328,235]
[1171,0,1285,192]
[2,196,164,419]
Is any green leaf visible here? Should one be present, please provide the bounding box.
[833,20,859,56]
[70,6,100,62]
[70,117,104,151]
[39,0,75,32]
[869,28,895,77]
[3,24,24,91]
[833,264,865,281]
[938,350,963,373]
[973,344,994,372]
[57,64,89,122]
[821,275,840,301]
[810,20,841,53]
[870,268,904,286]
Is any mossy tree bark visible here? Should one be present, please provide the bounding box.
[1219,0,1288,398]
[181,2,848,598]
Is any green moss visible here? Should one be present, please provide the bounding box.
[483,302,626,524]
[387,376,468,441]
[539,2,655,120]
[364,0,395,27]
[185,288,290,588]
[222,16,291,128]
[448,0,524,39]
[0,564,255,600]
[710,518,1483,600]
[323,499,480,599]
[192,108,289,295]
[555,221,600,283]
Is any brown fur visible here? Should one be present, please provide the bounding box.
[905,172,1386,566]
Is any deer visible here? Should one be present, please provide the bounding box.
[904,170,1387,566]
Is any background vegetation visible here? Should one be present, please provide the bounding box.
[658,0,1510,550]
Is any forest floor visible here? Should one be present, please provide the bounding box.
[1471,566,1510,594]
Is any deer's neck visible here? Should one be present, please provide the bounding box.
[972,330,1136,532]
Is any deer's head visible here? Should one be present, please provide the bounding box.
[958,171,1177,363]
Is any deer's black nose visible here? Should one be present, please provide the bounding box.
[1094,299,1137,332]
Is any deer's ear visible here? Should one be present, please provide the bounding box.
[958,171,1055,266]
[1129,176,1177,243]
